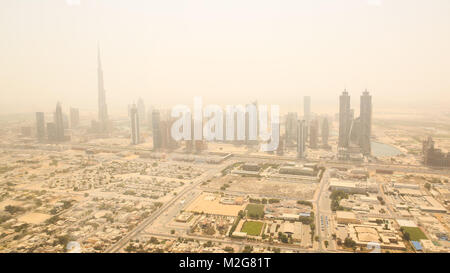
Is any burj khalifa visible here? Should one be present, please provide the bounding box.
[97,46,109,132]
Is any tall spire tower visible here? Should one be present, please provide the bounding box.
[339,89,351,148]
[97,45,108,132]
[360,89,372,155]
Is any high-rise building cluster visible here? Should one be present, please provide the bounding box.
[36,102,71,143]
[423,136,450,167]
[31,46,376,164]
[338,89,372,160]
[277,96,330,158]
[151,109,180,151]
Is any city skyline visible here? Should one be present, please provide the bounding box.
[1,0,449,258]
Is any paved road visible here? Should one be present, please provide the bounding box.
[312,169,327,251]
[378,183,396,218]
[313,169,338,251]
[141,232,346,253]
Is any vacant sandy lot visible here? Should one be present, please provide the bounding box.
[354,226,379,243]
[18,212,52,225]
[0,200,23,210]
[185,193,246,217]
[206,175,317,200]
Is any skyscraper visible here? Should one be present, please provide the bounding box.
[152,109,162,150]
[70,108,80,128]
[297,120,307,159]
[423,136,450,167]
[277,136,285,156]
[130,104,140,145]
[339,90,351,148]
[164,116,179,150]
[322,118,329,147]
[360,90,372,155]
[97,46,109,133]
[338,90,373,160]
[36,112,45,141]
[186,117,195,153]
[54,102,65,142]
[285,112,298,146]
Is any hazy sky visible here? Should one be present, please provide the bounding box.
[1,0,449,115]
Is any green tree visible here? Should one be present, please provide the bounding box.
[344,237,356,248]
[402,231,411,241]
[242,245,253,253]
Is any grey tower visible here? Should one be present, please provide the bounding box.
[297,120,307,159]
[322,118,329,147]
[36,112,46,141]
[339,90,351,148]
[152,109,162,150]
[97,46,109,132]
[360,90,372,155]
[130,104,140,145]
[285,112,298,146]
[54,102,65,142]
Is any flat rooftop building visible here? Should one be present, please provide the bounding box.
[329,180,378,194]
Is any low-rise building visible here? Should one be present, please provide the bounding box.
[329,180,378,194]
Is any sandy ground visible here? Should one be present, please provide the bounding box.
[0,200,23,210]
[206,175,317,200]
[354,226,379,242]
[184,193,246,217]
[17,212,52,225]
